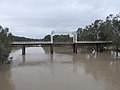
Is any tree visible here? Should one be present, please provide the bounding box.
[77,13,120,54]
[42,35,50,41]
[0,26,11,64]
[110,14,120,56]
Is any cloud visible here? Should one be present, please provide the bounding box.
[0,0,120,38]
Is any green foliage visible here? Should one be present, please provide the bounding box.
[53,34,72,42]
[77,13,120,50]
[42,34,72,42]
[0,25,11,63]
[0,45,10,63]
[42,35,50,41]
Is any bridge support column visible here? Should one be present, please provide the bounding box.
[96,44,98,52]
[22,45,25,55]
[96,44,103,52]
[73,43,77,53]
[50,44,53,54]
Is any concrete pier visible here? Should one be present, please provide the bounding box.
[73,44,77,53]
[22,46,25,55]
[50,44,53,54]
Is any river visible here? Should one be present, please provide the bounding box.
[0,47,120,90]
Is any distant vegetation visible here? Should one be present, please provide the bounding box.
[42,34,72,42]
[11,35,40,41]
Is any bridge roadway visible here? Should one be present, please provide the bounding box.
[11,41,113,55]
[11,41,112,45]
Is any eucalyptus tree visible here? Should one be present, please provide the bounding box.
[110,14,120,53]
[79,20,103,41]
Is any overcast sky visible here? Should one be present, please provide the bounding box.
[0,0,120,38]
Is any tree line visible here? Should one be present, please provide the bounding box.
[77,13,120,50]
[42,34,72,42]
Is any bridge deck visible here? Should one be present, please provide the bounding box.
[11,41,51,45]
[11,41,112,46]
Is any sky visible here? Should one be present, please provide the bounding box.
[0,0,120,39]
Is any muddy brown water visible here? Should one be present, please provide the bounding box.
[0,47,120,90]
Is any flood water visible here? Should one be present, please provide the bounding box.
[0,47,120,90]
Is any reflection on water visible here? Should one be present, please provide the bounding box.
[111,51,120,58]
[0,47,120,90]
[0,65,14,90]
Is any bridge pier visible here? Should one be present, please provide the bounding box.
[73,43,77,53]
[22,45,25,55]
[50,44,53,54]
[96,44,103,52]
